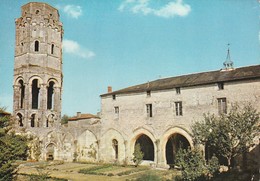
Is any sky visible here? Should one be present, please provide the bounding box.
[0,0,259,116]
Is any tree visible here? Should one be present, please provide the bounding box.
[133,143,144,167]
[0,108,28,180]
[61,114,69,125]
[192,103,259,169]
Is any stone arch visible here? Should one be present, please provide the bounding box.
[101,128,126,163]
[29,76,43,110]
[77,129,98,162]
[130,128,157,164]
[160,127,193,166]
[45,142,56,161]
[16,112,23,127]
[46,113,55,127]
[30,113,37,127]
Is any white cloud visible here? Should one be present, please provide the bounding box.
[57,5,83,19]
[118,0,191,18]
[63,39,95,59]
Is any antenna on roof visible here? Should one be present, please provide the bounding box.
[222,43,234,71]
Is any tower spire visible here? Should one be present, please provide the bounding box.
[223,43,234,70]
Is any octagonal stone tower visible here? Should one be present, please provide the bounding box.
[13,2,63,129]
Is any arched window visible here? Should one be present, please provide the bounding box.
[47,81,54,110]
[34,41,39,52]
[18,80,25,109]
[31,114,35,127]
[51,44,54,54]
[32,79,40,109]
[112,139,118,160]
[17,113,23,127]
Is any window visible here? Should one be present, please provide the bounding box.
[218,82,224,90]
[47,81,54,110]
[31,114,35,127]
[218,98,227,114]
[32,79,40,109]
[146,104,152,117]
[112,94,116,100]
[17,113,23,127]
[18,80,25,109]
[34,41,39,52]
[176,87,181,94]
[147,90,151,97]
[51,44,54,54]
[175,101,183,116]
[112,139,118,160]
[114,106,119,114]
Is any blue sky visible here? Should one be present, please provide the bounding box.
[0,0,259,116]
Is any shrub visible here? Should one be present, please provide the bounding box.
[132,143,144,167]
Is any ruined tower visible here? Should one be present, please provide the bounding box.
[13,2,63,129]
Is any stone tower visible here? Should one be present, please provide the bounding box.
[13,2,63,129]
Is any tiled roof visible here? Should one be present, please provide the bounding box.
[0,110,11,116]
[101,64,260,97]
[68,114,100,121]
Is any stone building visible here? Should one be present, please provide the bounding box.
[99,64,260,167]
[12,2,259,168]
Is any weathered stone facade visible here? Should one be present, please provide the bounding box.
[12,2,259,168]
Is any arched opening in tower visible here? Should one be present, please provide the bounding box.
[18,80,25,109]
[34,40,39,52]
[135,134,154,161]
[166,134,190,166]
[17,113,23,127]
[31,114,36,127]
[32,79,40,109]
[112,139,118,160]
[51,44,54,54]
[47,81,54,110]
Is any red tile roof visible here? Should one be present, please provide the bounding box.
[68,113,100,121]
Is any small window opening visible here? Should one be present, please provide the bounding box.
[32,79,40,109]
[146,104,152,117]
[175,101,183,116]
[51,44,54,54]
[218,98,227,114]
[47,81,54,110]
[34,41,39,52]
[36,10,39,14]
[112,94,116,100]
[31,114,35,127]
[19,80,25,109]
[218,82,224,90]
[176,87,181,94]
[112,139,118,160]
[17,113,23,127]
[147,90,151,97]
[114,106,119,114]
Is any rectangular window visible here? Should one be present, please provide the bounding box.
[147,90,151,97]
[112,94,116,100]
[218,82,224,90]
[114,106,119,114]
[146,104,152,117]
[175,101,183,116]
[218,98,227,114]
[176,87,181,94]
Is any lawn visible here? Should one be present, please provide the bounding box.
[17,161,180,181]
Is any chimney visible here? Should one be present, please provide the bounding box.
[77,112,81,118]
[108,86,112,93]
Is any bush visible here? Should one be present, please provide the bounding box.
[132,143,144,167]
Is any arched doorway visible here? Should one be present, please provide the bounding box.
[135,134,154,161]
[166,134,190,166]
[46,143,55,161]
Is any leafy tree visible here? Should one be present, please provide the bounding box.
[61,114,69,125]
[133,143,144,167]
[192,103,259,169]
[0,108,28,180]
